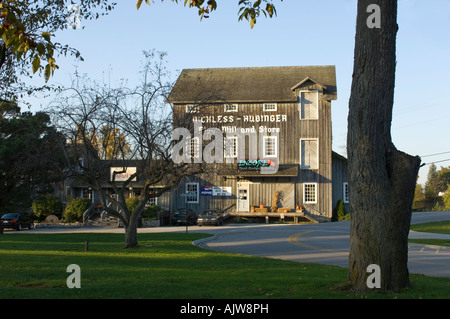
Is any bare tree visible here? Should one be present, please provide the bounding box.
[50,51,204,248]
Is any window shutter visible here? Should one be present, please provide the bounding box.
[309,92,318,119]
[300,92,318,120]
[300,139,318,169]
[301,140,308,168]
[310,140,318,169]
[300,92,307,119]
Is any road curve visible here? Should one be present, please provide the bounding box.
[8,211,450,277]
[193,211,450,278]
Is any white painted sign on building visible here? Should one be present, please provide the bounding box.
[110,167,137,182]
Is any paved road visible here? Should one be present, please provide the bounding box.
[9,211,450,278]
[193,211,450,278]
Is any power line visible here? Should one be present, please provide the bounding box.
[421,151,450,158]
[421,158,450,166]
[393,114,450,130]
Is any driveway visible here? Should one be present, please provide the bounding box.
[193,211,450,278]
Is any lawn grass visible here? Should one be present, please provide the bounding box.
[409,238,450,247]
[1,232,450,299]
[410,220,450,235]
[409,220,450,247]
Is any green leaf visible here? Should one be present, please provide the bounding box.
[238,7,248,21]
[137,0,152,9]
[44,64,51,82]
[266,3,275,17]
[36,42,45,56]
[15,50,23,61]
[42,32,51,42]
[17,42,27,53]
[32,56,40,74]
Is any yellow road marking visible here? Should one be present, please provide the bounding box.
[287,232,450,267]
[286,230,448,272]
[287,231,348,254]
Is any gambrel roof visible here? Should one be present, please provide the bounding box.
[167,65,337,104]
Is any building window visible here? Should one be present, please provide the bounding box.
[299,91,318,120]
[300,139,319,169]
[65,186,72,199]
[263,136,277,158]
[82,188,92,199]
[303,183,317,204]
[190,136,200,159]
[186,104,198,113]
[224,136,238,158]
[185,183,199,203]
[224,104,238,112]
[148,188,158,206]
[263,103,277,111]
[343,182,349,203]
[77,157,85,173]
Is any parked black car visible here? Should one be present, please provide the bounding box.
[170,209,197,225]
[1,213,34,231]
[197,210,224,226]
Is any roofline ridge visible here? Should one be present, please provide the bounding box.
[181,65,335,71]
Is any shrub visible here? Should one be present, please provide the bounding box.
[63,197,92,222]
[32,195,63,220]
[126,196,140,213]
[143,205,161,219]
[432,201,445,212]
[443,184,450,210]
[334,200,350,221]
[126,197,161,219]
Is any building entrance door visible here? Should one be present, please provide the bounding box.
[237,185,249,212]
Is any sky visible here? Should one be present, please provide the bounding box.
[25,0,450,185]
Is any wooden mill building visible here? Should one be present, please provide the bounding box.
[167,65,347,222]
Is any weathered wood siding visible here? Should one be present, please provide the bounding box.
[171,85,334,219]
[170,173,238,214]
[332,152,349,212]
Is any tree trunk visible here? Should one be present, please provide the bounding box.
[347,0,421,291]
[124,214,140,248]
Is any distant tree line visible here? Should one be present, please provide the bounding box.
[0,101,65,214]
[413,163,450,211]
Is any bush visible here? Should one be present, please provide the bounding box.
[63,197,92,222]
[32,195,63,220]
[126,196,140,213]
[126,197,161,219]
[143,205,161,220]
[443,184,450,210]
[432,201,446,212]
[334,200,350,221]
